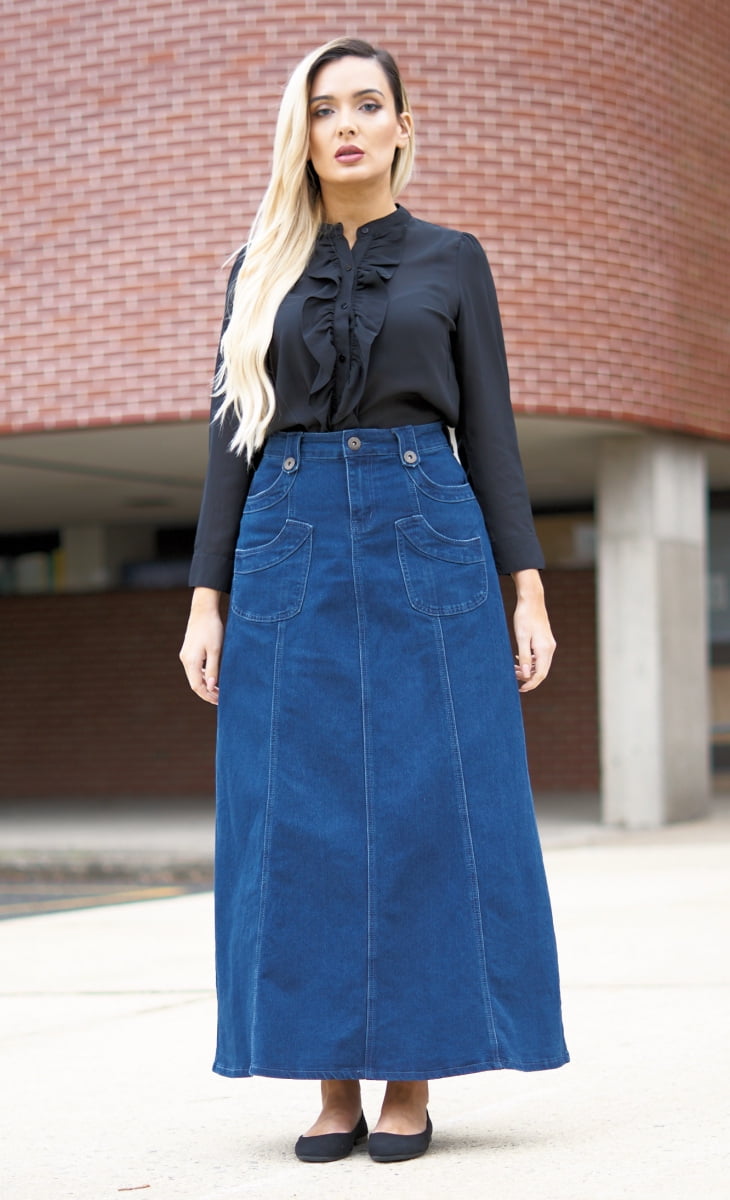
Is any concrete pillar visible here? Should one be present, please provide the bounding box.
[596,434,710,826]
[61,524,156,591]
[62,524,110,591]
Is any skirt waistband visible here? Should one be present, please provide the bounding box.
[262,422,449,462]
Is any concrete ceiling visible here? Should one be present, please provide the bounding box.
[0,422,209,533]
[1,416,729,534]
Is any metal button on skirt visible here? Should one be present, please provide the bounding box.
[214,423,569,1080]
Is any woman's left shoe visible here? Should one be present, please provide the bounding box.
[294,1111,369,1163]
[368,1112,433,1163]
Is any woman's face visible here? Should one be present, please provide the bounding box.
[308,56,411,195]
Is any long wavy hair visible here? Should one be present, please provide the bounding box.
[214,38,415,459]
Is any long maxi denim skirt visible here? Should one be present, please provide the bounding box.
[214,422,568,1080]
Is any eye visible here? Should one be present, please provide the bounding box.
[311,106,334,119]
[360,101,382,113]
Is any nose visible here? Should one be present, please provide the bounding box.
[338,110,357,137]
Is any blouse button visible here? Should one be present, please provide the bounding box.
[403,450,418,465]
[283,456,296,471]
[341,302,348,309]
[361,226,369,234]
[338,354,346,362]
[345,265,353,272]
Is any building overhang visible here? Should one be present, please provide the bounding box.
[1,415,729,534]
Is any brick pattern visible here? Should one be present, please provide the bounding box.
[0,589,217,799]
[1,575,597,800]
[503,569,599,793]
[2,0,729,439]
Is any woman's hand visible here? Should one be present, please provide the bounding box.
[510,569,556,693]
[179,587,224,705]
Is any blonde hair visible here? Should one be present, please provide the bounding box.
[215,38,415,459]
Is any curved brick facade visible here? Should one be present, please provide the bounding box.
[2,0,729,440]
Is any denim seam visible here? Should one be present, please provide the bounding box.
[412,475,474,504]
[218,1050,568,1079]
[244,470,295,511]
[397,515,485,557]
[234,519,311,566]
[399,447,423,516]
[248,620,285,1062]
[261,423,447,459]
[285,432,302,522]
[345,444,376,1075]
[432,615,502,1065]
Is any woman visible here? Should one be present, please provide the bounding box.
[180,37,568,1165]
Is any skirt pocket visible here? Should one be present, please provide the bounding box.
[409,449,474,504]
[395,514,488,617]
[244,461,297,512]
[231,518,313,622]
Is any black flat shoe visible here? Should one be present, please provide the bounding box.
[294,1111,368,1163]
[368,1112,433,1163]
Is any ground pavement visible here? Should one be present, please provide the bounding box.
[1,799,729,1200]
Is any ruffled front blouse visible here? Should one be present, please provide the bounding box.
[190,207,544,591]
[272,210,409,431]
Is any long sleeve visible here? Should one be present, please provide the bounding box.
[189,250,253,592]
[452,234,544,574]
[189,215,544,587]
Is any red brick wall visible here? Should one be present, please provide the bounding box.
[2,1,729,440]
[0,589,217,799]
[0,573,597,800]
[505,569,599,793]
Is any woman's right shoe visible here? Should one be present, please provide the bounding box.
[294,1111,368,1163]
[368,1112,433,1163]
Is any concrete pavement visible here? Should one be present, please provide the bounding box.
[0,793,607,882]
[0,797,216,881]
[2,799,729,1199]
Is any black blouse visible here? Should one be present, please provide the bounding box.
[189,206,544,592]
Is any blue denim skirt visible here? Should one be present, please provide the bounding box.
[214,422,568,1080]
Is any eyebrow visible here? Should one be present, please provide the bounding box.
[309,88,386,104]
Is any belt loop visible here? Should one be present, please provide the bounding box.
[394,424,420,467]
[282,431,302,473]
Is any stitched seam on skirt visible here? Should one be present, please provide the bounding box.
[249,620,285,1058]
[286,459,295,522]
[432,615,503,1066]
[402,454,423,516]
[263,423,446,459]
[225,1051,568,1080]
[346,451,376,1074]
